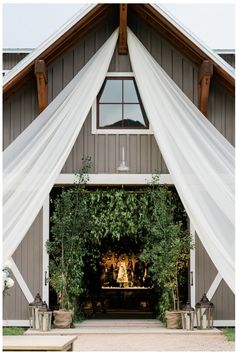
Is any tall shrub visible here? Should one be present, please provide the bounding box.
[47,158,92,310]
[140,177,192,320]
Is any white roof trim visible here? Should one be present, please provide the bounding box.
[3,4,96,85]
[214,49,235,55]
[3,49,33,53]
[152,4,235,78]
[3,3,235,86]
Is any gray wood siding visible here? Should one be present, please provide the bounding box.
[208,81,235,146]
[3,80,38,150]
[195,234,235,320]
[129,18,199,106]
[3,210,43,321]
[49,19,202,174]
[219,53,235,68]
[61,113,168,174]
[3,53,29,70]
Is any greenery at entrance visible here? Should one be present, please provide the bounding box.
[47,161,192,321]
[3,327,26,335]
[47,158,94,310]
[140,176,193,319]
[222,328,235,341]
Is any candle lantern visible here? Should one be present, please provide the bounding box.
[195,293,214,329]
[28,293,43,329]
[181,301,195,330]
[38,301,52,331]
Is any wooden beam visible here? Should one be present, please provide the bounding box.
[3,5,116,96]
[118,4,128,55]
[34,60,48,113]
[198,60,213,117]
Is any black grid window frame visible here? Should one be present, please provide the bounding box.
[96,77,149,129]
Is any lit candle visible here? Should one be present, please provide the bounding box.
[202,314,207,329]
[35,308,39,329]
[186,314,190,330]
[43,313,48,331]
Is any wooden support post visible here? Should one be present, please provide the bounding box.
[198,60,213,117]
[35,60,48,113]
[118,4,128,55]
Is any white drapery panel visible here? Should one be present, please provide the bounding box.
[127,29,235,292]
[3,29,118,263]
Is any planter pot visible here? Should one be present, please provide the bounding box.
[165,311,182,329]
[53,309,73,328]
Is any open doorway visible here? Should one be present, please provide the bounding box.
[48,184,190,320]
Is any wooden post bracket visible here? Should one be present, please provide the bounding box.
[34,60,48,113]
[198,60,213,117]
[118,4,128,55]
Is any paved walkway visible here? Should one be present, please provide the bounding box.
[25,319,235,351]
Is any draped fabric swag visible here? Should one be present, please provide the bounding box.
[3,28,235,293]
[127,28,235,292]
[3,29,119,262]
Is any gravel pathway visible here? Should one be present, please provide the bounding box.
[72,332,234,351]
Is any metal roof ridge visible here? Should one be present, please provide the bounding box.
[151,4,235,78]
[3,4,96,85]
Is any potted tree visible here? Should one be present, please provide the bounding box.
[47,158,92,328]
[140,177,193,328]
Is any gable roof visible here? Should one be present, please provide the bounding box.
[3,3,235,95]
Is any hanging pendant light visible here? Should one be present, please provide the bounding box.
[117,147,130,172]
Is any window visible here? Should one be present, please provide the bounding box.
[97,77,149,130]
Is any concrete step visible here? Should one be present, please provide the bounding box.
[25,319,221,336]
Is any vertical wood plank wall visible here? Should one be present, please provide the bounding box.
[3,12,235,323]
[3,80,38,150]
[3,53,29,70]
[3,210,43,321]
[208,81,235,146]
[195,234,235,320]
[47,18,201,174]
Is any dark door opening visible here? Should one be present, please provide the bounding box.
[49,185,189,320]
[82,236,155,319]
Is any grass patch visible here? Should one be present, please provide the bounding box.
[3,327,26,336]
[222,328,235,342]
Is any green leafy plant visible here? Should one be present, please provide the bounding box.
[222,328,235,341]
[140,176,193,320]
[48,169,191,321]
[47,157,92,311]
[3,327,26,336]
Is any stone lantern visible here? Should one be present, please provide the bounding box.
[181,301,195,330]
[195,293,214,329]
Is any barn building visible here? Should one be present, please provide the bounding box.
[3,4,235,327]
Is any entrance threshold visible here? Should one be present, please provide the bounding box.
[25,319,221,335]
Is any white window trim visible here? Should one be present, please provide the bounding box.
[92,72,154,135]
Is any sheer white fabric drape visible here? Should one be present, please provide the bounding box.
[3,26,234,293]
[127,28,235,292]
[3,29,118,263]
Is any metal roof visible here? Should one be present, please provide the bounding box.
[3,3,235,87]
[151,4,235,78]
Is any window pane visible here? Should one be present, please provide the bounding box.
[124,104,146,128]
[124,80,139,103]
[99,104,122,128]
[100,80,122,103]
